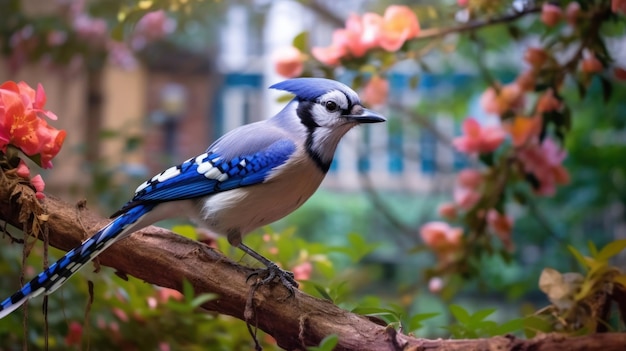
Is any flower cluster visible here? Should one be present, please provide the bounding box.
[274,5,420,106]
[8,2,176,72]
[1,80,65,197]
[312,6,420,66]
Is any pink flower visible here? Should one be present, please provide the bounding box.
[65,321,83,346]
[453,187,481,210]
[378,5,420,52]
[273,46,305,78]
[437,203,457,220]
[581,53,603,74]
[30,174,45,199]
[505,115,542,148]
[487,209,515,252]
[453,169,483,210]
[312,13,382,65]
[457,169,482,189]
[452,118,506,154]
[292,261,313,281]
[613,0,626,14]
[362,75,389,106]
[428,277,444,293]
[135,10,176,41]
[420,221,463,253]
[566,2,581,26]
[518,138,570,196]
[16,160,31,178]
[0,81,66,168]
[487,209,513,237]
[541,3,562,27]
[480,83,524,115]
[536,89,561,113]
[156,287,183,303]
[311,30,348,66]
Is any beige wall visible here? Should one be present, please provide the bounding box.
[0,60,147,199]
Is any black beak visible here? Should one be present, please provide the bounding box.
[344,108,386,124]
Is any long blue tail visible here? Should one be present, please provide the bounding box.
[0,203,155,319]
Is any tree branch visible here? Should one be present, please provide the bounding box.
[1,175,626,350]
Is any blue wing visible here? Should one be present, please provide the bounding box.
[113,138,296,216]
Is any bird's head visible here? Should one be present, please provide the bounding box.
[271,77,386,129]
[270,77,386,171]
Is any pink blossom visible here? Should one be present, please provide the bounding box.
[16,160,30,178]
[453,187,481,210]
[428,277,444,293]
[541,3,562,27]
[30,174,46,199]
[536,89,561,113]
[613,0,626,14]
[292,261,313,281]
[73,14,107,45]
[311,30,348,66]
[518,138,569,196]
[132,10,176,50]
[457,169,483,189]
[273,46,305,78]
[312,13,380,65]
[437,203,457,220]
[135,10,176,40]
[452,118,506,154]
[453,169,483,210]
[378,5,420,52]
[480,83,524,115]
[420,221,463,253]
[487,209,515,252]
[65,321,83,346]
[362,75,389,106]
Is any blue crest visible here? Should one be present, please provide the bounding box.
[270,78,359,103]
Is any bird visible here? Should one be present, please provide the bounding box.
[0,77,385,319]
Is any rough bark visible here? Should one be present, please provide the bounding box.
[1,178,626,350]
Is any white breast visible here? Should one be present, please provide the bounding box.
[196,151,325,244]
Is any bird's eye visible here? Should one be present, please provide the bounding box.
[325,101,338,112]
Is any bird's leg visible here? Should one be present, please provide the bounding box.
[237,243,299,295]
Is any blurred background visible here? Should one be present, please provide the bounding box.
[1,0,625,349]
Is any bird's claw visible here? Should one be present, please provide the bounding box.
[247,263,298,296]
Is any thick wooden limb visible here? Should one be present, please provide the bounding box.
[1,178,626,350]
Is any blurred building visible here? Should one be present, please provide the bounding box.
[0,0,470,199]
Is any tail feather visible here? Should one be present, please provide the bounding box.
[0,204,155,319]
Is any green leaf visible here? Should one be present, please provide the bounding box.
[307,334,338,351]
[523,315,553,338]
[171,225,198,240]
[449,304,471,324]
[351,306,400,321]
[587,240,598,258]
[292,31,309,52]
[312,283,333,302]
[492,318,526,335]
[568,245,591,270]
[469,308,496,323]
[408,312,439,332]
[190,293,217,308]
[596,239,626,262]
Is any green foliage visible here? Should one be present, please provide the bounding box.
[307,334,338,351]
[445,305,527,338]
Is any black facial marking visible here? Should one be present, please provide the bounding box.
[296,100,332,173]
[296,100,320,129]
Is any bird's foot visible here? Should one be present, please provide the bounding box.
[247,263,299,296]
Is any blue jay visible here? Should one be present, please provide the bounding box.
[0,77,385,319]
